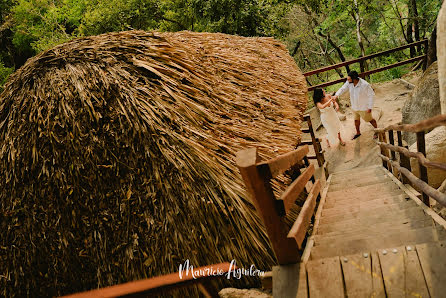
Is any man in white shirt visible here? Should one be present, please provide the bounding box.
[332,71,378,139]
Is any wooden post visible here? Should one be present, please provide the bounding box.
[397,131,411,184]
[378,132,389,169]
[382,132,392,170]
[416,131,429,206]
[378,132,386,169]
[304,115,324,167]
[304,156,316,183]
[388,130,396,175]
[388,130,396,160]
[236,148,300,264]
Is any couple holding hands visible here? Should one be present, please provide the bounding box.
[313,70,378,148]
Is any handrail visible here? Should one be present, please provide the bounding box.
[375,141,446,171]
[379,154,446,206]
[62,262,233,298]
[279,163,315,214]
[236,146,321,265]
[303,39,428,77]
[375,114,446,133]
[307,55,426,91]
[375,114,446,207]
[256,145,309,178]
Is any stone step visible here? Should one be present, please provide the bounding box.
[318,218,434,238]
[321,195,414,218]
[310,226,438,260]
[324,190,406,208]
[317,209,428,234]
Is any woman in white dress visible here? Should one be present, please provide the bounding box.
[313,88,345,147]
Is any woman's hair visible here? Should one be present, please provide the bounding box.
[313,88,324,105]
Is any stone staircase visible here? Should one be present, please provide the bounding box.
[309,165,446,260]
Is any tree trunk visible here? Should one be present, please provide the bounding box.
[315,36,343,78]
[353,0,368,74]
[300,49,325,84]
[406,1,415,57]
[411,0,421,52]
[425,26,437,70]
[318,32,350,74]
[291,40,301,57]
[390,0,408,42]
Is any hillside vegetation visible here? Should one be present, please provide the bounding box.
[0,0,441,91]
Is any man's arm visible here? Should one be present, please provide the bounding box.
[335,80,349,97]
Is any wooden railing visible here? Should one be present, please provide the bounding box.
[236,145,321,265]
[299,114,325,167]
[304,39,428,91]
[375,114,446,207]
[61,263,233,298]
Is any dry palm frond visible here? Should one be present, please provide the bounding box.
[0,30,307,296]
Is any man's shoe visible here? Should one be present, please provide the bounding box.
[352,133,361,140]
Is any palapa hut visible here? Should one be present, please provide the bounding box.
[0,31,307,296]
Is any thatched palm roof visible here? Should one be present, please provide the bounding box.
[0,30,307,296]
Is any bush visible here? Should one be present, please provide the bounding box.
[0,61,14,92]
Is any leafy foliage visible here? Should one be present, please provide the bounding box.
[0,0,442,92]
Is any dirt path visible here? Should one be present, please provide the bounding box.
[315,74,421,174]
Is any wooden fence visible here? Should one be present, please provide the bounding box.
[304,39,428,91]
[236,145,321,265]
[375,114,446,207]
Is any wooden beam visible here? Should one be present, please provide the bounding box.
[307,55,426,91]
[279,164,315,215]
[416,131,429,205]
[257,146,309,179]
[360,55,425,77]
[236,148,301,264]
[288,180,321,248]
[303,39,427,77]
[62,263,232,297]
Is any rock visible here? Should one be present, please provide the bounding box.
[338,113,346,121]
[438,0,446,113]
[398,79,416,90]
[219,288,272,298]
[402,62,440,145]
[409,126,446,188]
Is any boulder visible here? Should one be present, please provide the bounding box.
[438,1,446,113]
[409,126,446,188]
[402,62,440,145]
